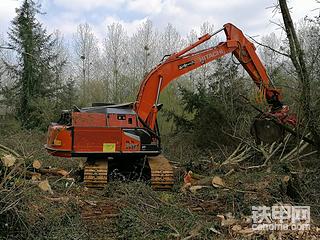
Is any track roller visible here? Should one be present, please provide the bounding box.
[148,155,174,190]
[84,159,108,188]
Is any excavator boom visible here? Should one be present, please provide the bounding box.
[135,23,284,129]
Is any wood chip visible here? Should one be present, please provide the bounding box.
[217,214,237,226]
[38,179,53,194]
[283,175,290,183]
[189,185,209,193]
[44,196,69,203]
[84,200,97,206]
[209,227,222,235]
[1,154,16,167]
[232,224,242,231]
[212,176,225,188]
[56,169,69,177]
[31,173,42,181]
[32,160,42,169]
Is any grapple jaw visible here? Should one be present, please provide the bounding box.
[251,116,285,144]
[251,105,297,144]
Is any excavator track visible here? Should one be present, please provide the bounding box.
[84,159,108,188]
[148,155,174,190]
[83,156,174,190]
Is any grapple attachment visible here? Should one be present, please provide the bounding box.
[251,116,285,144]
[250,105,297,144]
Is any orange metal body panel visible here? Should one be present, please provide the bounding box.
[46,125,72,157]
[45,110,149,156]
[73,112,106,127]
[107,113,137,127]
[73,127,122,153]
[46,125,147,155]
[122,131,141,152]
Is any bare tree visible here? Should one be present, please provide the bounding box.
[130,20,159,78]
[73,23,101,105]
[104,23,128,103]
[124,20,160,103]
[260,33,283,75]
[157,24,185,133]
[160,23,184,56]
[0,33,17,90]
[184,22,219,88]
[158,23,184,93]
[278,0,320,147]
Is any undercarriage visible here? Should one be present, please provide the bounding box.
[83,155,174,190]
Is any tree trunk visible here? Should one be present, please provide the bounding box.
[278,0,320,148]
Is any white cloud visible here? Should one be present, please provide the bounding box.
[127,0,163,14]
[98,15,148,37]
[40,11,81,41]
[69,0,320,44]
[178,0,247,13]
[52,0,126,11]
[0,0,319,44]
[291,0,319,19]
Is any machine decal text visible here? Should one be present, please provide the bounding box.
[199,49,225,64]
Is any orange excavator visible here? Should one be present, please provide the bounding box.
[45,23,296,189]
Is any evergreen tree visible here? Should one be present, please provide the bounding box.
[7,0,65,128]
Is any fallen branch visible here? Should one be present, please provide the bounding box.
[37,168,70,177]
[0,144,21,158]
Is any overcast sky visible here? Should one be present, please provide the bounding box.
[0,0,319,41]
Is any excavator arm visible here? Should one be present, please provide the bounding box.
[134,23,284,129]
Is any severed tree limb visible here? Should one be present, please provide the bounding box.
[244,142,283,170]
[288,150,317,161]
[37,168,70,177]
[258,145,269,160]
[221,144,252,166]
[280,133,311,162]
[279,134,292,159]
[280,142,309,162]
[269,142,276,154]
[0,144,21,158]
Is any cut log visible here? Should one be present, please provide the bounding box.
[38,179,53,194]
[212,176,225,188]
[32,160,42,169]
[189,185,210,193]
[31,172,42,181]
[1,154,16,167]
[38,168,70,177]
